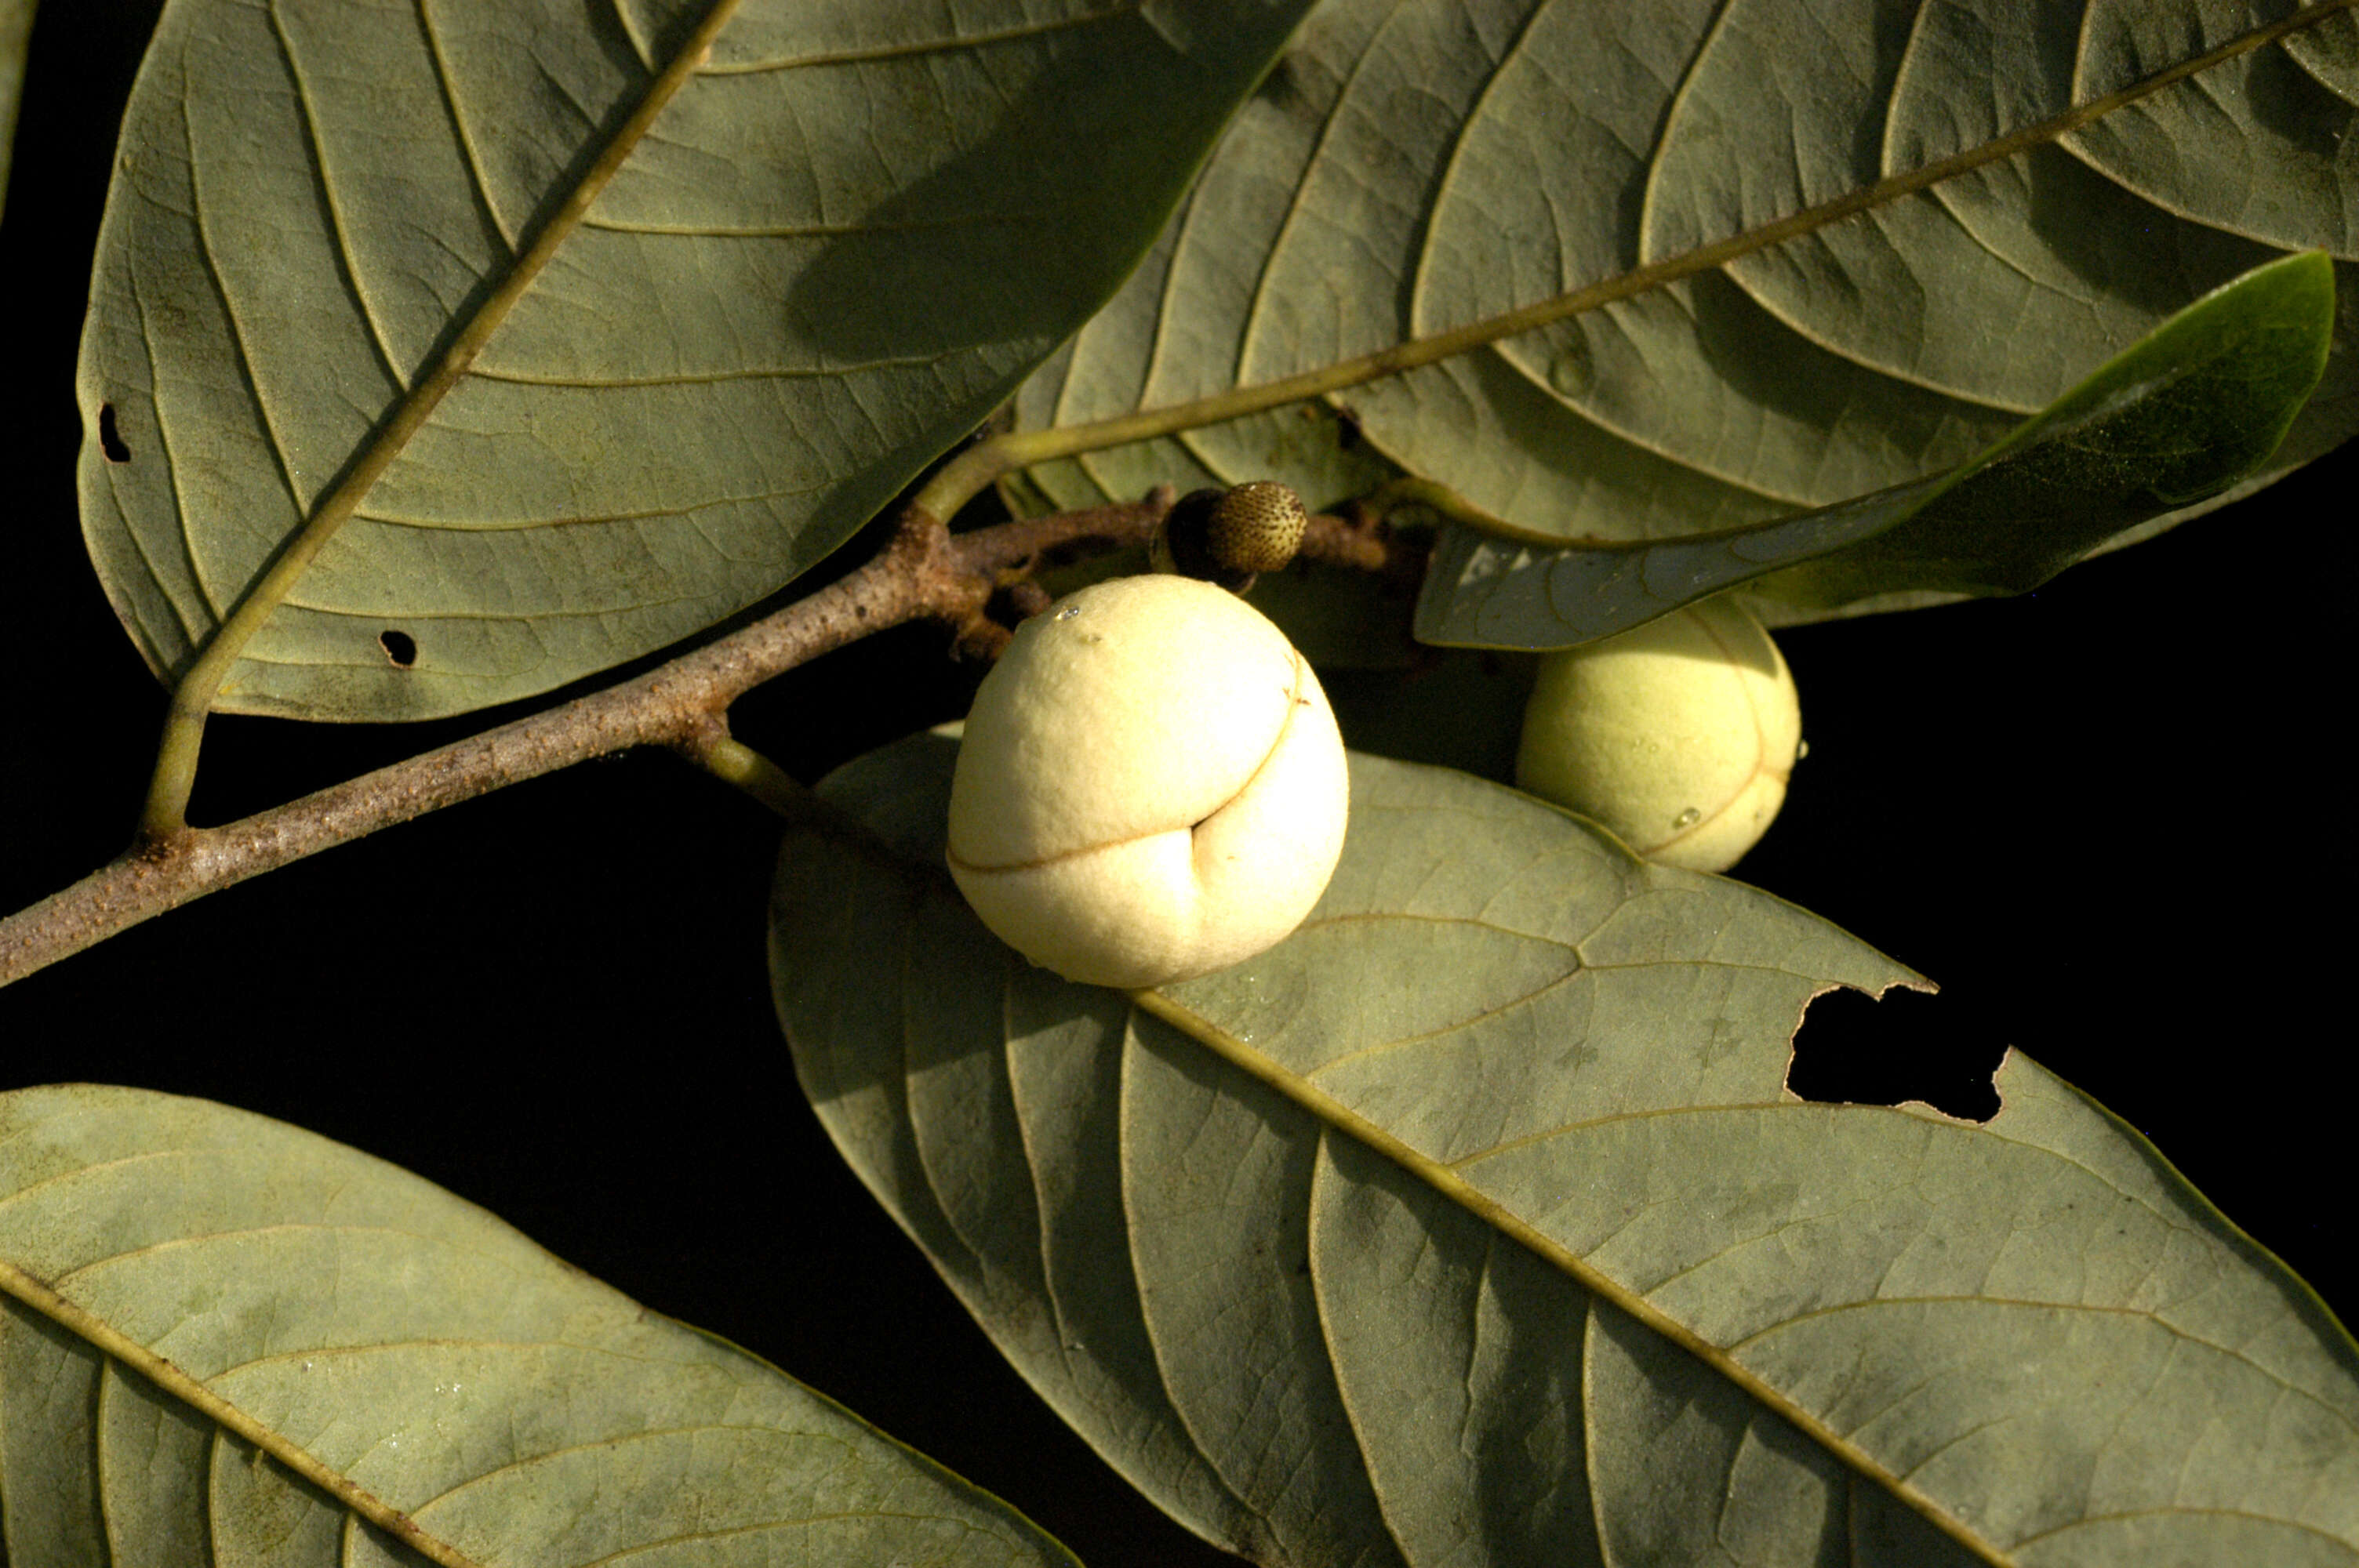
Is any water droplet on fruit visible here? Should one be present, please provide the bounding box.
[1056,604,1082,620]
[1674,807,1702,828]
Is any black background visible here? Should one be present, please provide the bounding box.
[2,8,2350,1564]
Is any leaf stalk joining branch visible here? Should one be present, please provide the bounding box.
[2,495,1407,986]
[61,0,2350,978]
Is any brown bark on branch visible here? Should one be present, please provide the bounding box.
[0,495,1411,987]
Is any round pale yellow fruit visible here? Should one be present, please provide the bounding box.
[1515,596,1801,873]
[946,574,1350,989]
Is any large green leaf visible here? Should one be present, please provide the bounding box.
[77,0,1313,723]
[0,0,31,226]
[1416,251,2334,650]
[0,1083,1079,1568]
[771,731,2359,1566]
[1005,0,2359,623]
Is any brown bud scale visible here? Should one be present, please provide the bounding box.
[1206,481,1309,574]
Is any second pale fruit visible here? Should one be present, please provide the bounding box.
[1515,596,1800,873]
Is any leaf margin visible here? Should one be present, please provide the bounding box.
[0,1080,1087,1568]
[774,728,2359,1567]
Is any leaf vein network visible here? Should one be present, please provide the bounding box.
[205,1336,595,1381]
[405,1423,864,1518]
[349,476,827,532]
[1405,0,1556,343]
[994,975,1079,1359]
[180,91,307,518]
[576,1512,1012,1568]
[267,595,706,626]
[696,2,1145,77]
[127,267,225,631]
[49,1222,540,1290]
[463,347,966,388]
[2004,1504,2357,1552]
[1294,967,1589,1081]
[1725,1295,2359,1436]
[414,0,515,250]
[0,1148,190,1218]
[1227,0,1409,390]
[266,0,408,390]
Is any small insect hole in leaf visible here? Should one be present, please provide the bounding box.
[99,404,131,463]
[1786,985,2003,1123]
[379,630,418,668]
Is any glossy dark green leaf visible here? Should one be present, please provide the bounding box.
[0,1083,1079,1568]
[78,0,1313,721]
[772,731,2359,1567]
[1416,252,2335,649]
[1005,0,2358,625]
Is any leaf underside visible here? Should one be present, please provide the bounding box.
[772,731,2359,1568]
[1007,0,2359,626]
[77,0,1314,722]
[0,1084,1078,1568]
[0,0,31,226]
[1415,250,2336,650]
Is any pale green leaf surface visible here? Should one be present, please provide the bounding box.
[1005,0,2359,623]
[78,0,1311,722]
[0,1083,1080,1568]
[1416,250,2335,648]
[772,732,2359,1567]
[0,0,29,227]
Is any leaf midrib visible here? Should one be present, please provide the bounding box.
[144,0,748,831]
[2,1240,1047,1568]
[1127,985,2024,1567]
[0,1253,485,1568]
[230,0,741,641]
[983,0,2357,495]
[1139,975,2359,1560]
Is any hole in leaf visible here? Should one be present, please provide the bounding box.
[1787,986,2004,1123]
[379,630,417,668]
[99,403,130,463]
